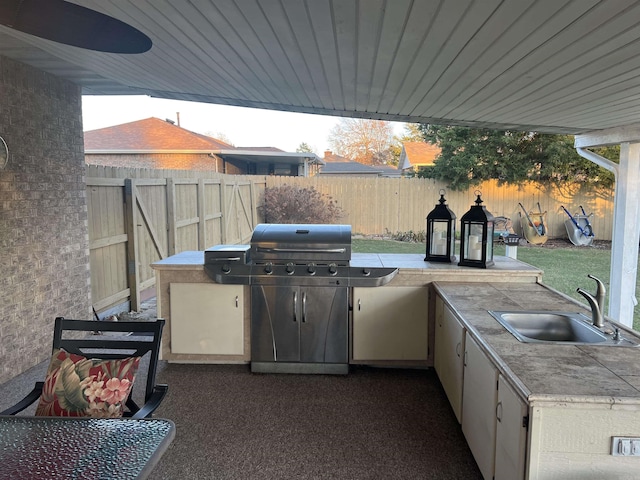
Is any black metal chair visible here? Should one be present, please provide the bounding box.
[1,317,168,419]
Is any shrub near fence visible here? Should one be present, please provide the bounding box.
[85,166,614,314]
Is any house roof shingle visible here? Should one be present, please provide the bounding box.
[398,142,440,170]
[84,117,233,151]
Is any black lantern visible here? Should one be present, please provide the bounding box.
[425,190,456,263]
[458,191,495,268]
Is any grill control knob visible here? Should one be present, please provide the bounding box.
[362,268,371,276]
[221,263,231,274]
[264,263,273,274]
[328,263,338,275]
[307,263,316,275]
[285,262,295,274]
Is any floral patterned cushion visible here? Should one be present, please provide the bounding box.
[35,348,140,418]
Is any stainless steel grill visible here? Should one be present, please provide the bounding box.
[204,223,398,374]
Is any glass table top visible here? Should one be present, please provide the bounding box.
[0,416,175,479]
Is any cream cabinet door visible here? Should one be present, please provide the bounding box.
[462,334,499,480]
[170,283,244,355]
[434,296,465,423]
[352,286,428,361]
[495,375,528,480]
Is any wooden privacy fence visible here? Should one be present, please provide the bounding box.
[86,166,265,313]
[86,166,614,313]
[266,176,615,242]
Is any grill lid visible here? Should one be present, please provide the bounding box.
[250,223,351,264]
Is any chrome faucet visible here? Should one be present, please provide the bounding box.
[577,287,604,328]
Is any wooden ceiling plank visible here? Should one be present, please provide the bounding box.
[332,0,358,112]
[365,0,414,112]
[184,0,292,103]
[428,0,571,119]
[306,0,345,110]
[234,0,314,107]
[394,0,504,116]
[456,0,638,121]
[376,0,455,114]
[354,0,385,111]
[279,0,332,109]
[474,11,640,124]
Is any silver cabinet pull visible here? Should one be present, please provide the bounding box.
[235,295,239,308]
[293,291,297,322]
[455,342,461,358]
[358,299,361,311]
[496,401,503,422]
[302,292,307,322]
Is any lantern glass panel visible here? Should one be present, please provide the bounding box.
[429,220,449,256]
[465,222,485,261]
[485,221,494,261]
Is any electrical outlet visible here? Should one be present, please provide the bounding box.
[611,437,640,456]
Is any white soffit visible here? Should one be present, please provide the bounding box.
[1,1,640,133]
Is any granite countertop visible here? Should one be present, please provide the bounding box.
[152,251,541,274]
[434,281,640,405]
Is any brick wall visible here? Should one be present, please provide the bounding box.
[85,153,245,174]
[0,56,91,384]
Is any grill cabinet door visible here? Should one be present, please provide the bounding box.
[251,285,299,362]
[251,285,348,364]
[299,286,348,364]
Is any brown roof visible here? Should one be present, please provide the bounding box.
[236,146,285,152]
[323,150,351,163]
[84,117,233,150]
[401,142,440,167]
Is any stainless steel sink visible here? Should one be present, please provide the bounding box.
[488,310,639,346]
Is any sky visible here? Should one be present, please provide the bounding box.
[82,95,408,154]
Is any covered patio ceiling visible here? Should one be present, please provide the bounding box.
[0,0,639,135]
[1,0,640,325]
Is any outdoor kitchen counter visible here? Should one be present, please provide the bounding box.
[153,251,543,283]
[433,281,640,403]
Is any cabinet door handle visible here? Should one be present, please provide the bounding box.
[358,299,361,311]
[235,295,239,308]
[496,401,503,422]
[463,350,467,366]
[293,291,297,322]
[455,342,461,358]
[302,292,307,322]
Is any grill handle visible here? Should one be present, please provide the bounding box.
[302,292,307,322]
[293,291,297,322]
[255,247,347,254]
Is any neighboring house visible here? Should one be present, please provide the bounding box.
[398,142,440,175]
[320,150,398,177]
[84,118,322,176]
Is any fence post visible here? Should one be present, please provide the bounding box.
[197,178,206,249]
[124,179,140,311]
[166,178,176,256]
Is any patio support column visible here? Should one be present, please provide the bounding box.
[576,126,640,328]
[608,142,640,326]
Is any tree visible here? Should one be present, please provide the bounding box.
[205,131,234,146]
[417,125,616,191]
[328,118,396,165]
[296,142,314,153]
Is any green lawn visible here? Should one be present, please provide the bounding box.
[352,238,639,330]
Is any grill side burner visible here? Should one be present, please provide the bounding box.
[203,224,398,374]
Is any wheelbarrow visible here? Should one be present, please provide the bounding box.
[518,203,548,245]
[561,205,594,246]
